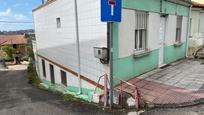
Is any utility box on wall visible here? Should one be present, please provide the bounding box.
[93,47,109,64]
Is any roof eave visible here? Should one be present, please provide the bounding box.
[32,0,57,13]
[166,0,192,7]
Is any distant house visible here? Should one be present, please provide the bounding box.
[188,1,204,55]
[0,34,28,56]
[33,0,191,102]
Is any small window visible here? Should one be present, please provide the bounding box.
[189,18,192,37]
[135,11,148,51]
[61,70,67,86]
[176,16,182,42]
[56,17,61,28]
[42,59,46,77]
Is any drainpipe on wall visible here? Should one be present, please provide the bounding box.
[160,0,162,13]
[186,5,192,57]
[74,0,82,94]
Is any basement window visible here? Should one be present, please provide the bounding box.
[41,59,46,78]
[61,70,67,86]
[49,64,55,84]
[135,11,148,52]
[56,17,61,28]
[176,16,182,43]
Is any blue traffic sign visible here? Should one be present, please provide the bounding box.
[101,0,122,22]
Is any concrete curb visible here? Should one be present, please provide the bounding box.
[146,97,204,108]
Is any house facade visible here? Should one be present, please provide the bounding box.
[33,0,191,101]
[0,34,28,59]
[188,1,204,55]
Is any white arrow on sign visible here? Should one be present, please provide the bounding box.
[109,0,116,16]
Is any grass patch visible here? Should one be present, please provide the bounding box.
[63,94,83,102]
[27,63,41,86]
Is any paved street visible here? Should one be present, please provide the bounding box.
[0,65,127,115]
[120,59,204,107]
[2,63,204,115]
[140,104,204,115]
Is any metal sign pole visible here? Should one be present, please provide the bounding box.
[109,22,114,108]
[101,0,121,109]
[74,0,82,94]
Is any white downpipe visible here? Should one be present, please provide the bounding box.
[186,5,192,57]
[74,0,82,94]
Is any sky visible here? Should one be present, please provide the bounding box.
[0,0,204,31]
[0,0,42,31]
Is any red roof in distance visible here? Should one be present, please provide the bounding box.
[0,35,27,45]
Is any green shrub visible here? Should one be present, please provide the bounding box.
[2,46,16,59]
[27,63,41,86]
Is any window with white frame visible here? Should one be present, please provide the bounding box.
[135,11,148,51]
[56,17,61,28]
[176,16,182,42]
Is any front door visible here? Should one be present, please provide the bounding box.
[159,17,166,67]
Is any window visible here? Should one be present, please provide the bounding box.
[61,70,67,86]
[189,18,192,37]
[176,16,182,42]
[56,17,61,28]
[49,64,55,84]
[42,59,46,77]
[135,11,148,51]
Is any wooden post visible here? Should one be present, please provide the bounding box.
[134,88,141,111]
[120,81,123,107]
[104,74,108,107]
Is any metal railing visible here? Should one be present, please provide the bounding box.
[114,77,141,111]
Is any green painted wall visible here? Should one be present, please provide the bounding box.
[112,0,190,85]
[122,0,189,17]
[113,49,159,85]
[41,79,94,101]
[164,43,186,64]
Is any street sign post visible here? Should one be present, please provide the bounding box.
[101,0,122,109]
[101,0,122,22]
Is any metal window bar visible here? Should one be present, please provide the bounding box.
[176,16,182,42]
[135,11,148,51]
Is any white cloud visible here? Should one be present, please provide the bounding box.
[13,3,29,7]
[14,14,29,21]
[0,8,11,17]
[0,8,30,21]
[0,8,33,31]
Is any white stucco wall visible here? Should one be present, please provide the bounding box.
[189,9,204,47]
[118,9,188,58]
[118,10,160,58]
[33,0,107,90]
[148,13,160,50]
[118,9,135,58]
[191,10,200,35]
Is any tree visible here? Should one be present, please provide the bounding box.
[1,46,16,59]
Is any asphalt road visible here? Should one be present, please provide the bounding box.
[140,105,204,115]
[2,65,204,115]
[0,68,127,115]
